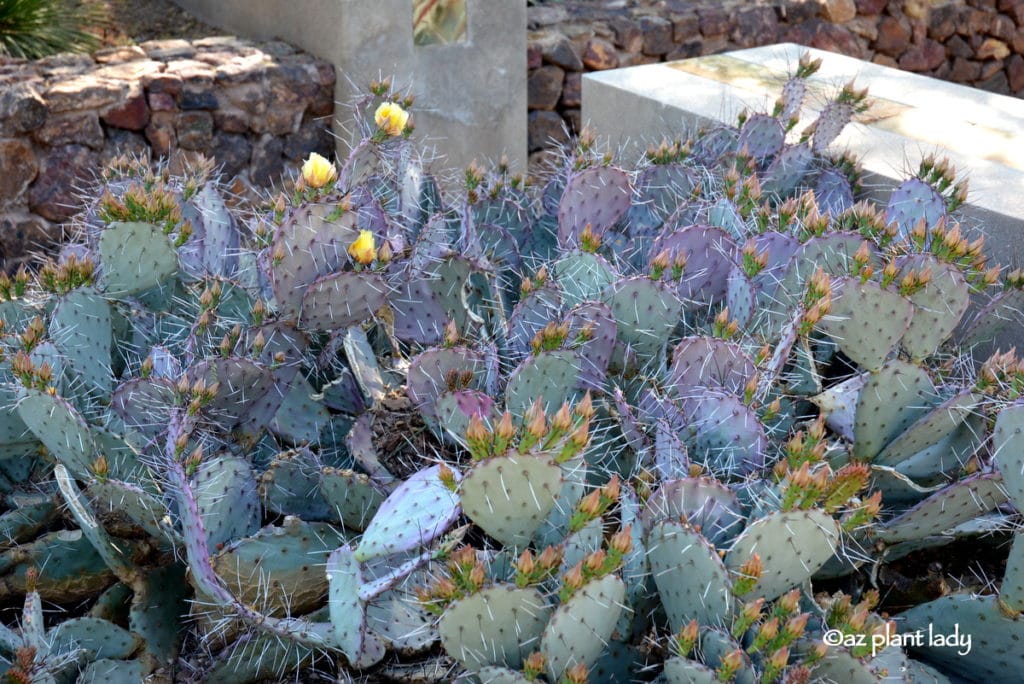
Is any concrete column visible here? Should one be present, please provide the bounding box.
[172,0,527,172]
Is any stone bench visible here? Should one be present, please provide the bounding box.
[582,42,1024,269]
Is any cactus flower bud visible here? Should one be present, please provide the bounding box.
[609,526,633,556]
[377,239,393,264]
[675,619,699,657]
[523,652,546,679]
[564,662,589,684]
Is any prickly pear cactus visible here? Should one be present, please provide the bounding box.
[0,60,1019,684]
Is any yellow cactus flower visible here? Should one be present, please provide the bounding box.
[301,152,337,189]
[348,230,377,265]
[374,102,410,137]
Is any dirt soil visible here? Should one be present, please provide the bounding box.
[85,0,223,46]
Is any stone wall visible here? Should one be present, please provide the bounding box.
[528,0,1024,160]
[0,37,334,265]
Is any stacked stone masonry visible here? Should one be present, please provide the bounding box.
[0,37,335,265]
[528,0,1024,159]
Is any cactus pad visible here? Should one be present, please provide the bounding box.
[541,573,626,681]
[724,509,839,601]
[438,585,552,671]
[817,277,913,370]
[647,520,732,630]
[461,453,563,547]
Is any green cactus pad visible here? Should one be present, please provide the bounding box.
[366,584,436,654]
[816,277,913,370]
[129,563,188,663]
[319,467,387,532]
[724,509,839,601]
[541,573,625,681]
[853,360,936,461]
[505,350,582,416]
[776,233,878,309]
[299,271,389,331]
[98,221,178,295]
[476,667,532,683]
[438,584,552,671]
[1001,533,1024,613]
[555,251,618,309]
[214,518,348,615]
[760,142,813,197]
[956,288,1024,355]
[460,453,563,547]
[0,499,58,549]
[647,520,732,630]
[876,473,1007,543]
[875,390,979,467]
[327,545,369,664]
[259,448,332,521]
[17,388,97,479]
[55,464,134,580]
[0,385,30,447]
[811,644,911,684]
[560,517,604,574]
[193,454,261,550]
[49,616,141,660]
[87,479,179,546]
[50,288,113,394]
[700,628,755,684]
[896,255,971,359]
[79,658,146,683]
[898,594,1024,681]
[663,656,718,684]
[993,402,1024,511]
[206,634,314,684]
[604,276,683,363]
[532,455,588,550]
[270,377,330,444]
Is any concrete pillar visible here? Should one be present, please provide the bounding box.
[172,0,526,172]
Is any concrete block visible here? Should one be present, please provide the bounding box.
[582,42,1024,269]
[172,0,526,172]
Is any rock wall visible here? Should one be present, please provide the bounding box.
[0,37,334,265]
[528,0,1024,160]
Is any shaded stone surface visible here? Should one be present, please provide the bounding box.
[0,84,47,136]
[0,139,38,206]
[528,65,566,110]
[28,145,98,222]
[102,93,151,130]
[528,110,568,152]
